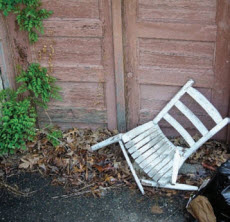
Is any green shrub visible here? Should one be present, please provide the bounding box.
[0,89,36,154]
[16,63,61,108]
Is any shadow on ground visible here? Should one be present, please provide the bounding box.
[0,173,191,222]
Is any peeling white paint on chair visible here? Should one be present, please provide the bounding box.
[90,79,230,194]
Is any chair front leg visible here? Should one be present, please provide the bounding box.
[90,134,123,151]
[119,141,145,195]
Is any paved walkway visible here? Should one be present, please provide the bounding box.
[0,173,191,222]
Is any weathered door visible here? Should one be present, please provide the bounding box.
[30,0,118,130]
[123,0,230,139]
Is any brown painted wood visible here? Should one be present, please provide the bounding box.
[0,13,16,89]
[42,0,100,19]
[136,22,217,42]
[38,107,107,124]
[137,0,216,24]
[49,81,105,109]
[123,0,230,140]
[29,0,117,130]
[112,0,126,132]
[123,0,140,129]
[99,0,117,130]
[42,19,103,37]
[212,0,230,126]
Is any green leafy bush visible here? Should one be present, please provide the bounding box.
[0,63,61,155]
[0,0,52,43]
[0,89,36,154]
[16,63,61,108]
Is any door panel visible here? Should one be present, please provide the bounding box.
[123,0,230,140]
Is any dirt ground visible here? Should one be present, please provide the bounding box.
[0,172,193,222]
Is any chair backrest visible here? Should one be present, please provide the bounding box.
[152,79,227,159]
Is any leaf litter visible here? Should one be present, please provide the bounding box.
[0,128,229,199]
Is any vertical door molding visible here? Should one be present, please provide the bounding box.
[213,0,230,140]
[112,0,126,132]
[0,13,15,89]
[123,0,140,130]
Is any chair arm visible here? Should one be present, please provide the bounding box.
[90,134,123,151]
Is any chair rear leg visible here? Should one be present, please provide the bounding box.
[119,141,145,195]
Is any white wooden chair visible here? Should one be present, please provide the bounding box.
[90,80,230,194]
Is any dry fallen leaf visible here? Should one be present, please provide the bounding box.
[151,205,163,214]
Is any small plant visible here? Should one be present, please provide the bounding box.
[16,63,61,108]
[45,126,63,147]
[0,0,52,43]
[0,89,36,154]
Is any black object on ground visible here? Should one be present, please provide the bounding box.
[196,160,230,221]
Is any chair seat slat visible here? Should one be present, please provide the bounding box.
[125,127,157,149]
[187,87,222,124]
[154,161,174,184]
[163,113,195,147]
[140,142,174,170]
[145,150,175,177]
[128,131,161,154]
[131,134,164,158]
[141,146,174,174]
[135,140,166,164]
[122,121,154,143]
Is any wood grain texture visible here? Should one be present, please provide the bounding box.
[49,81,105,109]
[31,0,117,130]
[123,0,140,129]
[100,0,117,130]
[140,85,212,113]
[42,0,100,19]
[138,67,214,87]
[42,19,103,37]
[39,121,106,130]
[137,0,216,24]
[212,0,230,137]
[49,66,105,83]
[136,22,217,42]
[139,38,214,69]
[38,107,107,124]
[32,37,102,66]
[112,0,126,132]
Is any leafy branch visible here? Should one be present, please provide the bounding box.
[0,0,52,43]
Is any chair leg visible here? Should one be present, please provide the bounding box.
[119,141,145,195]
[90,134,123,151]
[141,179,198,191]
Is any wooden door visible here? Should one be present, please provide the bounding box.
[123,0,230,140]
[29,0,118,130]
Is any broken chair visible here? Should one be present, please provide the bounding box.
[90,79,230,194]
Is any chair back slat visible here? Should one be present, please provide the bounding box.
[163,113,195,147]
[187,87,222,124]
[175,100,209,136]
[153,79,194,124]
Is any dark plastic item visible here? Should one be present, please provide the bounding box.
[198,160,230,221]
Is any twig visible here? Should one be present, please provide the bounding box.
[52,184,124,199]
[0,181,29,197]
